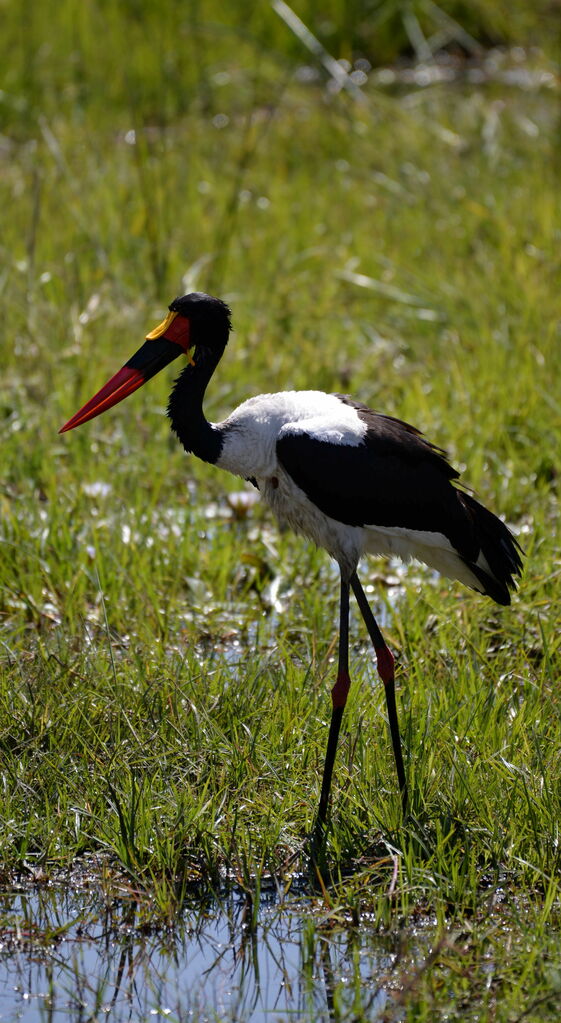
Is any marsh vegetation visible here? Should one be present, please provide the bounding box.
[1,1,560,1018]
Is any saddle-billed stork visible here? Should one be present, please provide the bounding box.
[60,292,522,832]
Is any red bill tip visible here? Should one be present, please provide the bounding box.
[59,365,146,434]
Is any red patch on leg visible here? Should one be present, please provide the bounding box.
[375,645,394,686]
[331,670,351,709]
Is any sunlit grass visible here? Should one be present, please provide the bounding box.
[1,1,561,1017]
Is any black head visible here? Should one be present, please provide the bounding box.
[168,292,232,349]
[59,292,233,434]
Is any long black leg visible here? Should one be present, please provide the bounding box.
[314,575,351,837]
[350,572,408,813]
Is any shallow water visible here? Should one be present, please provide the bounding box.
[0,880,412,1022]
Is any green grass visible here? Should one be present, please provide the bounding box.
[1,0,561,1017]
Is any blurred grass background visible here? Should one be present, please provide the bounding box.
[1,0,560,909]
[2,0,559,131]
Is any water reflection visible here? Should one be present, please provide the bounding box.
[0,882,405,1022]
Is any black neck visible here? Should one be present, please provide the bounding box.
[167,345,224,464]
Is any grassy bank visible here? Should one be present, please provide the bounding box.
[1,0,561,1017]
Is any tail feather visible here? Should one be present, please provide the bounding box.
[459,492,523,605]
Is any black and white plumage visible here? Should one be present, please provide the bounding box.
[208,389,518,605]
[60,292,523,834]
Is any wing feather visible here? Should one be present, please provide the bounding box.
[276,404,478,559]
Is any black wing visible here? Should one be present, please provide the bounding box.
[276,402,479,560]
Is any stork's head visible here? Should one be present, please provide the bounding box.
[59,292,232,433]
[167,292,232,348]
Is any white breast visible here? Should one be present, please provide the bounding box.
[215,390,365,480]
